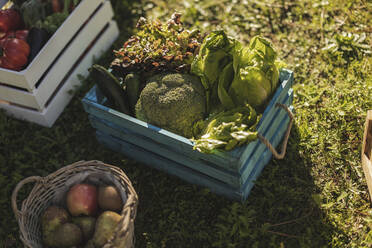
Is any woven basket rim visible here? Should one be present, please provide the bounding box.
[11,160,138,248]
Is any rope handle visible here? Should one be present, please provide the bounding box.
[11,176,42,221]
[258,103,294,159]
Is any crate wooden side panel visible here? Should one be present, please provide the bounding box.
[83,70,295,200]
[94,104,293,201]
[82,70,294,173]
[233,70,294,170]
[0,1,114,110]
[0,21,119,127]
[88,86,293,188]
[241,106,294,200]
[95,130,243,200]
[238,89,293,185]
[89,115,241,187]
[89,89,292,188]
[0,0,104,90]
[82,91,238,170]
[362,110,372,201]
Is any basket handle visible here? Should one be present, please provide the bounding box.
[257,103,294,160]
[11,176,42,221]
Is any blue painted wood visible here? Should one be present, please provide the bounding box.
[95,130,243,200]
[83,90,239,171]
[89,89,291,189]
[232,69,293,169]
[94,106,293,201]
[241,106,294,200]
[89,115,241,187]
[81,69,295,201]
[238,89,294,185]
[86,86,293,189]
[82,69,294,172]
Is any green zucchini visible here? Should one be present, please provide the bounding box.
[90,64,130,115]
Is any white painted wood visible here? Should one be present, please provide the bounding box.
[0,21,119,127]
[362,110,372,202]
[0,0,104,90]
[0,0,10,9]
[0,0,114,110]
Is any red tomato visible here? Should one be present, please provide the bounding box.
[0,9,23,34]
[1,30,29,41]
[0,38,30,71]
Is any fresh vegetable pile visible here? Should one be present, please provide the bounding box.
[0,0,80,71]
[41,182,126,248]
[94,13,285,154]
[111,13,203,78]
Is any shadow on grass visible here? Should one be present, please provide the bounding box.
[242,123,345,247]
[0,12,344,247]
[102,122,346,247]
[1,102,345,248]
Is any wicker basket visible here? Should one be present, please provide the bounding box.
[11,160,138,248]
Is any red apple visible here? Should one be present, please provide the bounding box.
[66,183,98,216]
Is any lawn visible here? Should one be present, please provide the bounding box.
[1,0,372,247]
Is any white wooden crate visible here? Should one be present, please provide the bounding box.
[0,0,119,127]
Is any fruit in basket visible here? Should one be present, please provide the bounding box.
[41,205,70,247]
[92,211,122,247]
[0,38,30,71]
[83,239,95,248]
[53,222,83,247]
[66,183,98,216]
[72,216,96,241]
[98,185,123,212]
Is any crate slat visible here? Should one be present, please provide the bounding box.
[233,70,293,169]
[96,131,243,200]
[82,69,294,200]
[83,70,293,170]
[83,93,239,169]
[95,103,292,201]
[1,20,119,127]
[89,115,241,186]
[238,89,294,184]
[241,106,294,200]
[88,86,293,189]
[0,0,105,90]
[362,110,372,201]
[0,0,114,110]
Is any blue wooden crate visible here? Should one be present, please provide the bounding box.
[82,69,294,201]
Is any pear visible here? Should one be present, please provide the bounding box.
[98,185,123,212]
[53,223,83,248]
[72,216,96,241]
[92,211,121,247]
[83,239,96,248]
[41,206,70,247]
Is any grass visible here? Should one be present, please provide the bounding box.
[1,0,372,247]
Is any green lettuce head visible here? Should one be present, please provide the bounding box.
[226,36,280,109]
[212,35,281,112]
[191,31,238,112]
[191,33,285,153]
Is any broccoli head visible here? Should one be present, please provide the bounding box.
[135,73,206,138]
